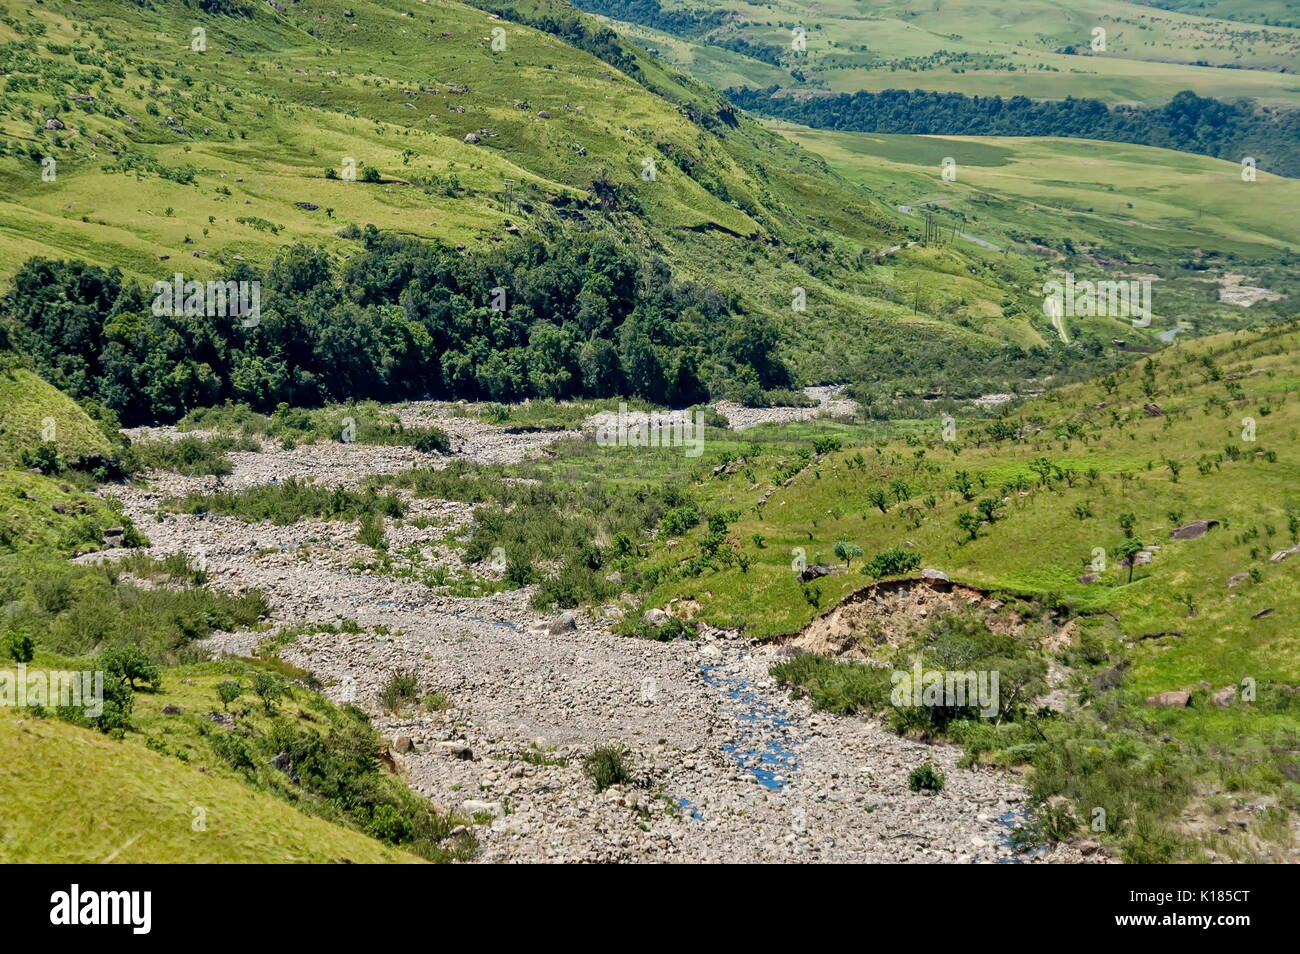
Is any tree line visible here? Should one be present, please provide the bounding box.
[728,87,1300,177]
[0,226,791,425]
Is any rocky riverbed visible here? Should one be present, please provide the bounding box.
[93,394,1098,863]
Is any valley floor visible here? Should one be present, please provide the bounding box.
[87,395,1097,863]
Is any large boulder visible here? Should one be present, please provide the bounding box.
[530,610,577,636]
[1171,520,1219,541]
[1145,690,1191,708]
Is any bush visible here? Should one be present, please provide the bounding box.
[356,512,387,551]
[908,763,944,792]
[771,653,892,715]
[379,669,420,712]
[4,629,34,663]
[252,671,287,712]
[862,546,921,578]
[100,643,162,691]
[660,504,701,536]
[584,744,633,792]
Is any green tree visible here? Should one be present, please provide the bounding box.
[1112,538,1145,583]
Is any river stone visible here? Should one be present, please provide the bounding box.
[437,741,473,760]
[1145,690,1191,708]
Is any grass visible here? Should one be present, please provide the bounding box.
[0,469,140,556]
[0,552,268,659]
[0,707,428,863]
[164,478,405,525]
[584,743,634,791]
[596,0,1300,108]
[125,433,259,476]
[0,367,115,469]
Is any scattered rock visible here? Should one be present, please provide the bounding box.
[161,704,182,716]
[641,608,671,627]
[44,117,65,130]
[462,799,503,817]
[1142,402,1164,417]
[1251,608,1274,619]
[393,735,414,754]
[1145,690,1191,708]
[1077,573,1100,584]
[293,201,320,211]
[436,742,473,760]
[464,132,480,144]
[921,568,949,582]
[1211,686,1237,707]
[1171,520,1219,541]
[531,610,578,636]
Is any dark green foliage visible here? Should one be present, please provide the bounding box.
[3,628,34,663]
[862,546,922,578]
[583,744,634,791]
[729,88,1300,177]
[3,230,787,424]
[100,643,162,691]
[908,762,944,792]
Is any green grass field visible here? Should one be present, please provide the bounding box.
[589,0,1300,106]
[0,707,427,863]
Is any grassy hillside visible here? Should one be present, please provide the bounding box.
[0,706,428,863]
[758,122,1300,338]
[453,320,1300,858]
[583,0,1300,107]
[0,366,114,468]
[0,0,1136,395]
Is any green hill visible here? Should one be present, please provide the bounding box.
[0,366,114,468]
[0,0,1136,402]
[0,707,428,863]
[580,0,1300,107]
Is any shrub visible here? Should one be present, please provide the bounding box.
[216,680,243,710]
[357,512,387,551]
[252,671,287,712]
[584,744,633,792]
[100,643,162,691]
[4,629,34,663]
[379,669,420,712]
[862,546,921,578]
[908,763,944,792]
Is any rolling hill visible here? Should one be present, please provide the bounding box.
[0,0,1153,406]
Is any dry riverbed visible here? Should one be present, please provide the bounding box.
[93,396,1095,863]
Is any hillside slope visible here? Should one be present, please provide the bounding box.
[0,709,427,863]
[0,0,1137,398]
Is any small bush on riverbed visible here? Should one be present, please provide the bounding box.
[379,669,420,712]
[770,652,893,715]
[584,744,633,792]
[124,434,258,477]
[908,763,944,792]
